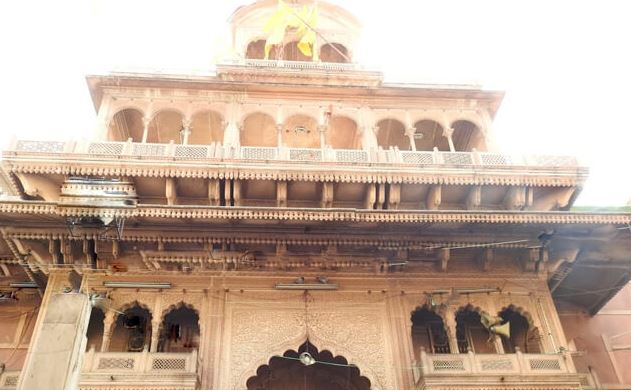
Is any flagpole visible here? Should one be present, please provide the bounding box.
[286,3,353,63]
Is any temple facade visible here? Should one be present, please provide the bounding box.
[1,1,630,389]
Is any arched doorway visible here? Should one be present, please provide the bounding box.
[246,341,371,390]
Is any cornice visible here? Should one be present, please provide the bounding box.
[3,155,588,187]
[0,200,629,225]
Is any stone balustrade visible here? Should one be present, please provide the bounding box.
[80,349,197,389]
[6,139,580,169]
[418,350,573,376]
[221,57,363,72]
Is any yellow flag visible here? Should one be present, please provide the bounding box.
[263,0,318,60]
[296,5,317,57]
[263,0,292,59]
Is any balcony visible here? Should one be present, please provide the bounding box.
[79,350,197,390]
[416,350,581,389]
[6,139,580,170]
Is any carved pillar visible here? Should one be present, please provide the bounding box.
[101,310,117,352]
[318,124,327,149]
[141,116,151,143]
[150,295,163,353]
[405,127,417,151]
[443,127,455,152]
[181,118,192,145]
[360,126,378,151]
[276,123,284,147]
[443,309,460,354]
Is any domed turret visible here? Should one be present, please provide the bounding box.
[228,0,361,63]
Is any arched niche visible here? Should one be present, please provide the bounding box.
[455,306,494,354]
[241,112,278,147]
[147,110,184,144]
[158,303,200,353]
[85,307,105,351]
[282,114,320,148]
[411,305,450,358]
[413,120,449,151]
[499,306,541,353]
[376,119,408,150]
[320,43,349,63]
[189,110,224,145]
[108,108,144,142]
[327,116,359,149]
[109,304,152,352]
[245,340,371,390]
[451,120,486,151]
[246,39,266,59]
[280,40,312,62]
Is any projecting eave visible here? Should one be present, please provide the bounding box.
[86,70,504,115]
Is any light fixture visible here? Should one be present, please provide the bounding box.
[103,281,172,289]
[10,282,38,289]
[299,352,316,366]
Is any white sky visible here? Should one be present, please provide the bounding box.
[0,0,629,206]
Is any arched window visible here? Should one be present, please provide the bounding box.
[499,307,541,353]
[108,108,144,142]
[109,304,152,352]
[158,305,200,353]
[411,306,450,359]
[147,110,185,144]
[413,120,449,151]
[451,120,486,151]
[455,307,494,353]
[280,41,311,61]
[320,43,349,63]
[245,40,266,59]
[189,110,224,145]
[376,119,408,150]
[241,112,277,147]
[282,114,319,148]
[327,116,359,149]
[85,307,104,351]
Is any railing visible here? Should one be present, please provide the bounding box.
[6,140,581,169]
[418,350,573,376]
[82,349,197,375]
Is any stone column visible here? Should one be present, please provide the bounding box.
[181,119,192,145]
[443,309,460,354]
[318,124,327,149]
[276,123,284,147]
[100,310,117,352]
[18,271,92,390]
[443,127,455,152]
[405,127,417,151]
[150,320,161,352]
[141,116,151,143]
[360,126,378,151]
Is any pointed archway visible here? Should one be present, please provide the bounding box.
[245,341,371,390]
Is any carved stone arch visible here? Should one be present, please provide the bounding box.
[107,104,147,125]
[148,106,188,122]
[240,111,278,147]
[189,105,227,120]
[282,113,320,148]
[117,299,154,317]
[498,303,543,353]
[189,109,226,145]
[239,336,382,390]
[282,106,321,123]
[372,110,408,126]
[375,117,408,150]
[328,115,360,149]
[106,106,146,142]
[160,300,201,325]
[447,113,484,130]
[245,340,372,390]
[239,105,278,124]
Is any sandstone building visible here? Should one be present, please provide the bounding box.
[1,1,630,389]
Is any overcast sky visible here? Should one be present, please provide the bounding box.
[0,0,629,206]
